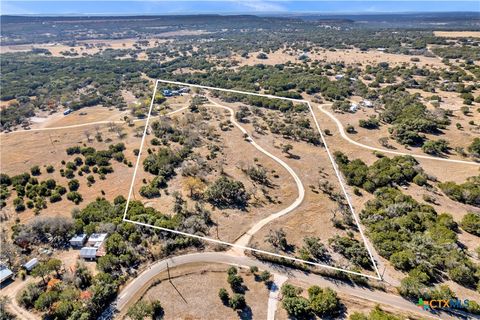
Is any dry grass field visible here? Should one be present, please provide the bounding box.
[133,263,269,320]
[434,31,480,38]
[321,102,480,166]
[129,97,297,244]
[0,38,167,57]
[230,47,448,69]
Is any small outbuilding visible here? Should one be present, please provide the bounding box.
[70,234,87,247]
[362,100,373,107]
[349,103,359,112]
[0,266,14,283]
[23,258,39,272]
[80,247,98,260]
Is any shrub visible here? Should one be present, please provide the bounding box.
[308,286,340,316]
[30,166,41,176]
[66,191,83,204]
[460,212,480,236]
[229,293,246,310]
[68,179,80,191]
[218,288,229,305]
[49,193,62,203]
[204,176,249,208]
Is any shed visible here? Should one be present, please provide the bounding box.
[23,258,39,272]
[70,234,87,247]
[80,247,98,260]
[349,103,359,112]
[87,233,108,247]
[0,266,14,283]
[363,100,373,107]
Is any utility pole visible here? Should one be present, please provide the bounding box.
[167,262,171,282]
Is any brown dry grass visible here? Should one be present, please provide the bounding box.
[0,122,142,228]
[137,263,269,320]
[230,47,447,69]
[323,103,480,175]
[0,38,166,57]
[130,100,297,244]
[434,31,480,38]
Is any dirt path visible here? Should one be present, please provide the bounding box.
[2,279,41,320]
[206,98,306,256]
[0,106,189,135]
[317,104,480,167]
[267,273,288,320]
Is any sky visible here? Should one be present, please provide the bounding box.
[1,1,479,15]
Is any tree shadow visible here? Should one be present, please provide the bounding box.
[237,305,253,320]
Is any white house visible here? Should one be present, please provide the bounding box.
[70,234,87,247]
[80,247,98,260]
[362,100,373,108]
[349,103,359,112]
[86,233,108,247]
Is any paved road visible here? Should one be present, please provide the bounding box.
[115,252,475,320]
[317,104,480,166]
[207,98,305,254]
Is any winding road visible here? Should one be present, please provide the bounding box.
[5,86,479,319]
[317,104,480,166]
[114,252,470,320]
[207,98,305,254]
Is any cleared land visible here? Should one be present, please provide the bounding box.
[126,86,378,276]
[434,31,480,38]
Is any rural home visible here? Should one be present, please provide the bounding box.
[86,233,108,247]
[80,247,98,260]
[0,266,14,284]
[70,234,87,247]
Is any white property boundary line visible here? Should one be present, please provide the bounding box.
[122,79,382,281]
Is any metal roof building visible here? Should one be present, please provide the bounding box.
[86,233,108,246]
[23,258,39,272]
[0,266,14,283]
[80,247,98,260]
[70,234,87,247]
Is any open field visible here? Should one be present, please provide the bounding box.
[125,86,378,276]
[0,38,167,57]
[229,47,449,69]
[325,103,480,161]
[434,31,480,38]
[133,263,269,320]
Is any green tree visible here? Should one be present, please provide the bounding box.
[468,138,480,157]
[218,288,229,305]
[308,286,341,316]
[127,300,153,320]
[461,212,480,236]
[229,293,246,310]
[46,258,62,278]
[32,263,51,285]
[282,296,311,319]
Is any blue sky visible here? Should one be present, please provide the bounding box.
[1,1,479,15]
